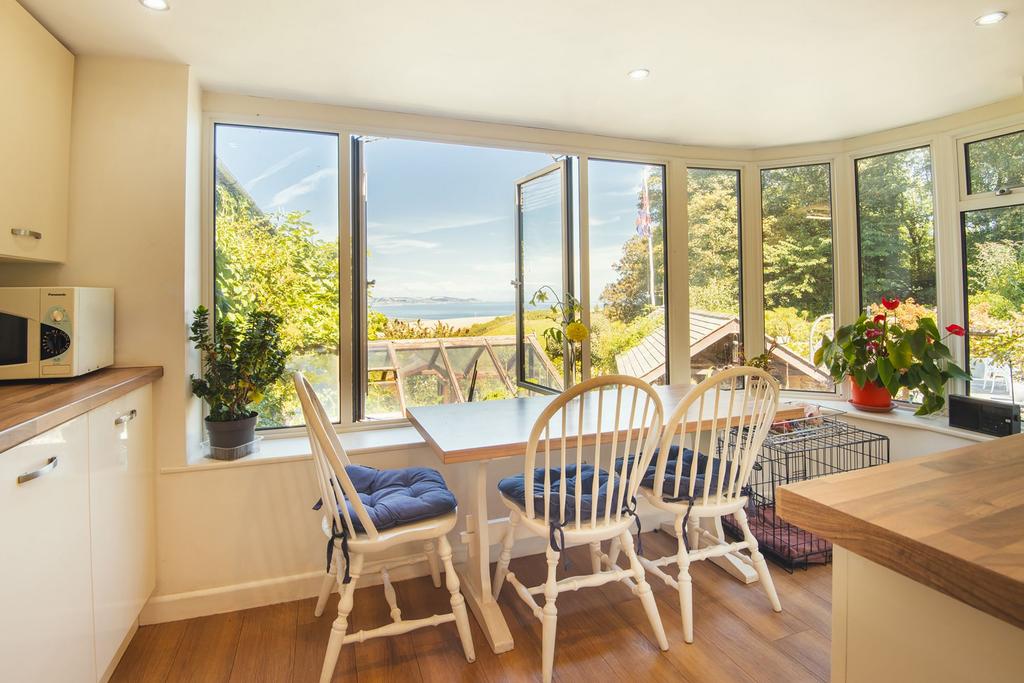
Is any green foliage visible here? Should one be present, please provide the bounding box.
[189,306,288,422]
[966,131,1024,194]
[214,179,340,426]
[815,302,969,415]
[761,165,835,319]
[588,311,663,375]
[601,172,665,323]
[369,318,472,340]
[688,169,740,315]
[856,148,936,306]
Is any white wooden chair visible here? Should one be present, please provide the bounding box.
[293,373,475,683]
[634,366,782,643]
[491,375,669,683]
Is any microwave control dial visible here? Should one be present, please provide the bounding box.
[41,325,71,360]
[50,308,66,322]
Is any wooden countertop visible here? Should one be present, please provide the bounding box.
[0,366,163,453]
[777,433,1024,630]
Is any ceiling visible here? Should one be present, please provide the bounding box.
[20,0,1024,148]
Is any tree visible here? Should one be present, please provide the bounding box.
[761,165,835,319]
[688,169,740,314]
[601,171,665,323]
[214,176,340,426]
[857,148,936,306]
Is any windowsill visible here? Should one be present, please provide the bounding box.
[165,392,998,474]
[164,424,428,474]
[809,398,996,443]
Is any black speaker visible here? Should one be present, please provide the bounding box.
[948,394,1021,437]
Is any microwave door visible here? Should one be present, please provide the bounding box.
[0,312,40,379]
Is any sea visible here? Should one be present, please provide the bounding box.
[371,301,515,321]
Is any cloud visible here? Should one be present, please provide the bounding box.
[367,214,505,235]
[370,236,441,253]
[245,147,310,189]
[270,168,337,207]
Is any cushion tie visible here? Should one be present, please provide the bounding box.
[327,520,352,584]
[313,497,352,584]
[664,493,697,551]
[623,496,643,556]
[547,519,572,570]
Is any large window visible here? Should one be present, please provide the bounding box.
[760,164,834,391]
[687,168,741,383]
[965,129,1024,195]
[855,146,936,314]
[586,160,667,383]
[962,203,1024,407]
[961,128,1024,409]
[213,124,340,428]
[359,138,557,419]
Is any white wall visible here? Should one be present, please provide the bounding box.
[0,56,197,470]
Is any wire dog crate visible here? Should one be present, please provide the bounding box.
[721,414,889,571]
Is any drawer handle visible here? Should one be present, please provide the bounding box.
[114,409,138,426]
[11,228,42,240]
[17,456,58,484]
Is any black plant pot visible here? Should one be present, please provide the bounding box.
[205,413,258,450]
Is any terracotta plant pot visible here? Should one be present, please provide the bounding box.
[849,378,894,412]
[205,413,258,450]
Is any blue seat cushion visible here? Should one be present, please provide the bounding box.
[497,464,629,523]
[342,465,457,533]
[617,445,733,499]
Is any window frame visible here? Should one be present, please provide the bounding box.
[581,157,671,384]
[685,165,744,383]
[340,129,680,425]
[200,100,1024,443]
[852,143,938,313]
[204,116,349,435]
[957,125,1024,405]
[960,124,1024,201]
[756,158,841,396]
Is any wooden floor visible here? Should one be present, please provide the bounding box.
[113,530,832,682]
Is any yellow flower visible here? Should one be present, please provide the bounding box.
[565,321,589,343]
[249,390,264,404]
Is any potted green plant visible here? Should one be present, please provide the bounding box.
[189,305,287,452]
[814,297,970,415]
[531,286,589,384]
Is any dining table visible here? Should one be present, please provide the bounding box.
[407,382,807,654]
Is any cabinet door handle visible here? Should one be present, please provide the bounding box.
[11,228,42,240]
[114,409,138,426]
[17,456,58,484]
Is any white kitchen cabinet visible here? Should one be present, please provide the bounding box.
[0,0,74,263]
[89,385,155,682]
[0,415,96,683]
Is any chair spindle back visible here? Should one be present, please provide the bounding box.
[293,372,379,539]
[523,374,664,530]
[654,366,780,505]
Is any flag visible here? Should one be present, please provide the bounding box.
[636,170,652,238]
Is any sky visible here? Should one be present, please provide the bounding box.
[215,125,662,306]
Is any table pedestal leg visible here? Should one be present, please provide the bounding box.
[458,461,514,653]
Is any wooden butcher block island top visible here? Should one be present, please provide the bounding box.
[0,366,163,454]
[777,432,1024,630]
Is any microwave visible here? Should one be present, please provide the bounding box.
[0,287,114,380]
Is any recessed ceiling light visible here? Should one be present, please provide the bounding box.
[139,0,170,11]
[975,11,1007,25]
[628,68,650,80]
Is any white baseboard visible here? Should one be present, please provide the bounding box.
[141,510,671,625]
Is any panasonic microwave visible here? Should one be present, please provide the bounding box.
[0,287,114,380]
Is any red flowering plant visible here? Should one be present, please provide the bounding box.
[814,297,970,415]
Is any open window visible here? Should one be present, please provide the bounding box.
[514,159,574,394]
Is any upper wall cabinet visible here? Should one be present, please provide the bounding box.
[0,0,73,263]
